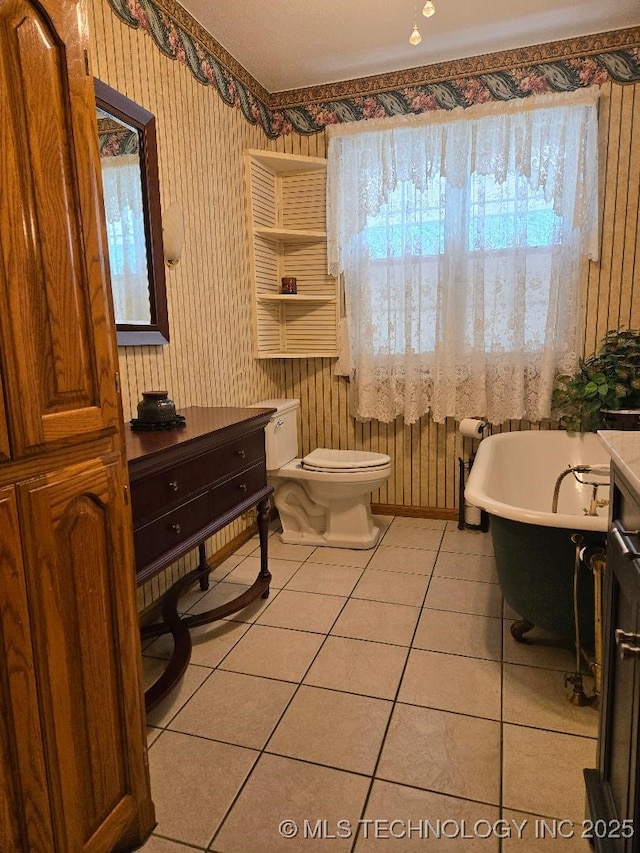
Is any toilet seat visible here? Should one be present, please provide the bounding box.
[301,448,391,473]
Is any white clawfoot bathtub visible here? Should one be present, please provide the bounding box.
[465,430,609,643]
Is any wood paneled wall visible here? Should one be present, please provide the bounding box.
[584,82,640,350]
[89,0,639,609]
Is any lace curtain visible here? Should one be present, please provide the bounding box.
[100,155,151,325]
[326,88,600,425]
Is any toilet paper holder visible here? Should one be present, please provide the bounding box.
[457,455,489,532]
[459,417,487,439]
[457,416,490,532]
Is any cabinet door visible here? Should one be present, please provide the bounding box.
[0,485,54,852]
[0,0,119,457]
[0,366,10,462]
[595,476,640,853]
[17,456,154,852]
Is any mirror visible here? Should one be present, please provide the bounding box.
[94,79,169,345]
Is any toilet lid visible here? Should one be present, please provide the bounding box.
[301,448,391,472]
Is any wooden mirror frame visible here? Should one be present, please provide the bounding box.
[94,79,169,345]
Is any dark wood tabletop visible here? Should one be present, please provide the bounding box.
[124,405,276,465]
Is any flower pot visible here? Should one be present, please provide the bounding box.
[137,391,176,424]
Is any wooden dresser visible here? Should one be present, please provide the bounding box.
[125,406,275,708]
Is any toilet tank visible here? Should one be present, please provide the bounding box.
[251,399,300,469]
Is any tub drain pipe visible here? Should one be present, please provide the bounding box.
[565,533,602,707]
[581,543,606,701]
[565,534,594,706]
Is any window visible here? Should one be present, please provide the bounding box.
[327,88,600,425]
[101,157,152,326]
[363,174,563,354]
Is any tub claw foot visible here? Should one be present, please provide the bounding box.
[510,619,535,643]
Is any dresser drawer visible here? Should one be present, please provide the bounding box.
[210,461,267,519]
[133,493,211,570]
[130,460,203,526]
[211,431,265,480]
[130,431,265,526]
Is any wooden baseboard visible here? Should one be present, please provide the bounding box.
[372,503,458,521]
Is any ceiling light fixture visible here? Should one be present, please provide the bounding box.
[409,2,422,45]
[422,0,436,17]
[410,0,436,46]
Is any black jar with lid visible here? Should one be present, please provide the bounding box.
[137,391,176,424]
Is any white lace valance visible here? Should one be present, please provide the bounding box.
[326,88,600,425]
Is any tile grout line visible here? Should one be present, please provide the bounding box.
[204,536,378,852]
[347,524,444,853]
[150,520,475,841]
[148,519,597,851]
[202,517,437,851]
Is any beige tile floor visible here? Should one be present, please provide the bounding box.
[140,516,599,852]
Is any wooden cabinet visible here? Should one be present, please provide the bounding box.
[0,0,120,457]
[585,464,640,852]
[126,407,275,710]
[0,484,53,851]
[0,374,9,463]
[127,407,273,585]
[0,0,154,850]
[245,149,339,358]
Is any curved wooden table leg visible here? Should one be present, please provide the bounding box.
[142,496,271,712]
[142,500,272,711]
[142,566,200,712]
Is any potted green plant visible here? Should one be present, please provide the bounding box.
[552,329,640,432]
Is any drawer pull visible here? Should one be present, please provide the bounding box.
[615,629,640,659]
[611,521,640,560]
[170,523,182,535]
[168,480,179,492]
[238,483,248,493]
[236,448,246,459]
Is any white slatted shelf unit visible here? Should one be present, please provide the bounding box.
[245,149,338,358]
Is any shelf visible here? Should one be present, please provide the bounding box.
[257,294,336,303]
[245,150,338,359]
[254,227,326,244]
[245,149,327,174]
[256,351,339,359]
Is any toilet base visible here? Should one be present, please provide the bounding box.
[279,523,382,550]
[270,464,390,551]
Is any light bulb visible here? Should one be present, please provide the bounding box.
[422,0,435,16]
[409,24,422,45]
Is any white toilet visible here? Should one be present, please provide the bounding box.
[252,399,391,549]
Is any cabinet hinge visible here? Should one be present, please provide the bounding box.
[115,372,121,395]
[124,485,129,506]
[84,49,91,77]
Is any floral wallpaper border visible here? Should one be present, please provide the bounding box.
[106,0,640,139]
[96,116,139,157]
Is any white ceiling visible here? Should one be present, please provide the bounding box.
[181,0,640,93]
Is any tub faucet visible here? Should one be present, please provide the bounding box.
[552,467,583,513]
[584,485,609,517]
[552,464,610,515]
